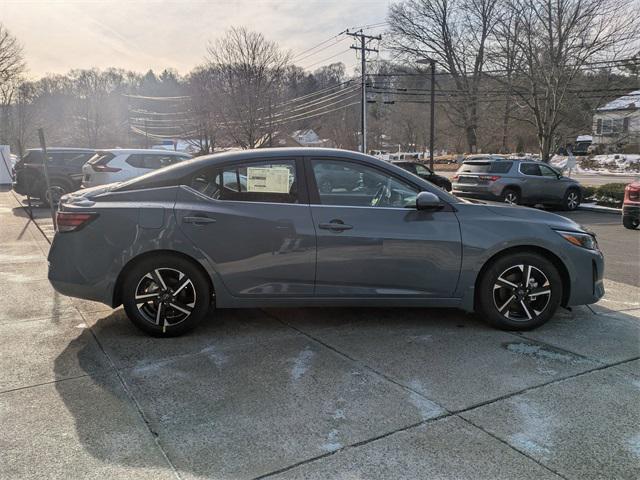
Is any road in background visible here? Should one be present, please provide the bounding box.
[436,170,638,186]
[562,210,639,287]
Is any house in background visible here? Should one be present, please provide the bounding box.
[592,90,640,152]
[291,129,335,148]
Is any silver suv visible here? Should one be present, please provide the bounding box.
[452,158,583,210]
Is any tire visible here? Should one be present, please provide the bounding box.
[122,254,212,337]
[623,215,640,230]
[502,188,521,205]
[562,189,581,211]
[40,180,71,207]
[477,252,562,330]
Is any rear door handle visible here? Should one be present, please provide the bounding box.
[318,221,353,232]
[183,216,216,225]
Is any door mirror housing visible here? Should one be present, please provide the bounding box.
[415,191,444,211]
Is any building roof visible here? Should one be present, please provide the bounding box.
[597,90,640,111]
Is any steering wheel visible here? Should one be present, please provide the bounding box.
[371,182,390,207]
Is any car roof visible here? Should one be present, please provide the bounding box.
[27,147,95,152]
[97,148,191,155]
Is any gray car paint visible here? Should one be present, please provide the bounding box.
[48,148,604,314]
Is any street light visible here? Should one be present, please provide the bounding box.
[417,58,436,171]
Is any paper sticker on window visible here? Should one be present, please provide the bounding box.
[246,167,290,193]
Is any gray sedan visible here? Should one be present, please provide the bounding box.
[48,148,604,337]
[452,158,583,210]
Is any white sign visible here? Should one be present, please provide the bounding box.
[246,167,290,193]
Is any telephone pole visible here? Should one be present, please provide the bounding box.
[347,30,381,154]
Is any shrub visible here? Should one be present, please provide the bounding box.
[594,183,626,207]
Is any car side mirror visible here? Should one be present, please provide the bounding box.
[415,191,444,211]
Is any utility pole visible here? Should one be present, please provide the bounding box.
[347,30,381,154]
[417,58,436,171]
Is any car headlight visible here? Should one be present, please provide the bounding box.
[555,230,599,250]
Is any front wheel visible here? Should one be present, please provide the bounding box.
[562,189,581,211]
[477,252,562,330]
[122,255,212,337]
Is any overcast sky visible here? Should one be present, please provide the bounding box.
[1,0,392,78]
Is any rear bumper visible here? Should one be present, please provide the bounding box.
[452,188,501,201]
[622,204,640,220]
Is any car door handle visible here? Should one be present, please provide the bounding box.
[183,216,216,225]
[318,221,353,231]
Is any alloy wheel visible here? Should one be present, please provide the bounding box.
[566,191,579,210]
[492,264,551,321]
[134,267,196,328]
[504,191,518,205]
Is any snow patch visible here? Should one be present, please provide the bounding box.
[332,409,346,420]
[322,429,342,452]
[291,346,315,381]
[199,345,228,368]
[509,399,555,460]
[627,433,640,459]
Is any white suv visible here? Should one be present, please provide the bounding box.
[81,149,192,188]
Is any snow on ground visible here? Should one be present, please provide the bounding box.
[550,154,640,175]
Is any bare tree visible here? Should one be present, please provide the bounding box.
[505,0,640,161]
[388,0,500,153]
[206,27,290,148]
[0,23,24,88]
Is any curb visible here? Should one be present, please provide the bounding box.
[578,203,621,214]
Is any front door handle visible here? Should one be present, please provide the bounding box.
[318,220,353,232]
[183,216,216,225]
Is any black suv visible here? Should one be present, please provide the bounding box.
[12,148,95,205]
[392,161,452,191]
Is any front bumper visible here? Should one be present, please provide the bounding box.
[565,246,605,307]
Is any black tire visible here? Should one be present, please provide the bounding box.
[122,254,212,337]
[562,188,581,211]
[623,215,640,230]
[477,252,562,330]
[502,188,521,205]
[40,180,71,207]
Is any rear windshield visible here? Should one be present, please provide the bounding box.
[458,161,513,174]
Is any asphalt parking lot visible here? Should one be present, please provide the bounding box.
[1,188,638,479]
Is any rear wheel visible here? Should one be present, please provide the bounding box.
[477,252,562,330]
[562,189,581,211]
[623,215,639,230]
[122,255,211,337]
[502,188,521,205]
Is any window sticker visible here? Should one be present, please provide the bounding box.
[246,167,290,193]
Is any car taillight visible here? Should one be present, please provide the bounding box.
[626,185,640,201]
[452,175,459,181]
[479,175,501,182]
[92,164,121,172]
[56,212,97,232]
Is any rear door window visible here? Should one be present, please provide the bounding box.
[520,163,542,176]
[127,154,183,170]
[189,159,298,204]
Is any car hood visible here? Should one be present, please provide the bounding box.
[485,204,585,232]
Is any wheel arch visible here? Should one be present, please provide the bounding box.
[501,184,521,196]
[112,249,214,308]
[473,245,571,309]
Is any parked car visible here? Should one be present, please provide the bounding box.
[12,148,96,205]
[81,149,192,188]
[622,181,640,229]
[452,158,583,210]
[49,148,604,337]
[392,161,452,191]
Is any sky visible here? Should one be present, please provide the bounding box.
[0,0,392,79]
